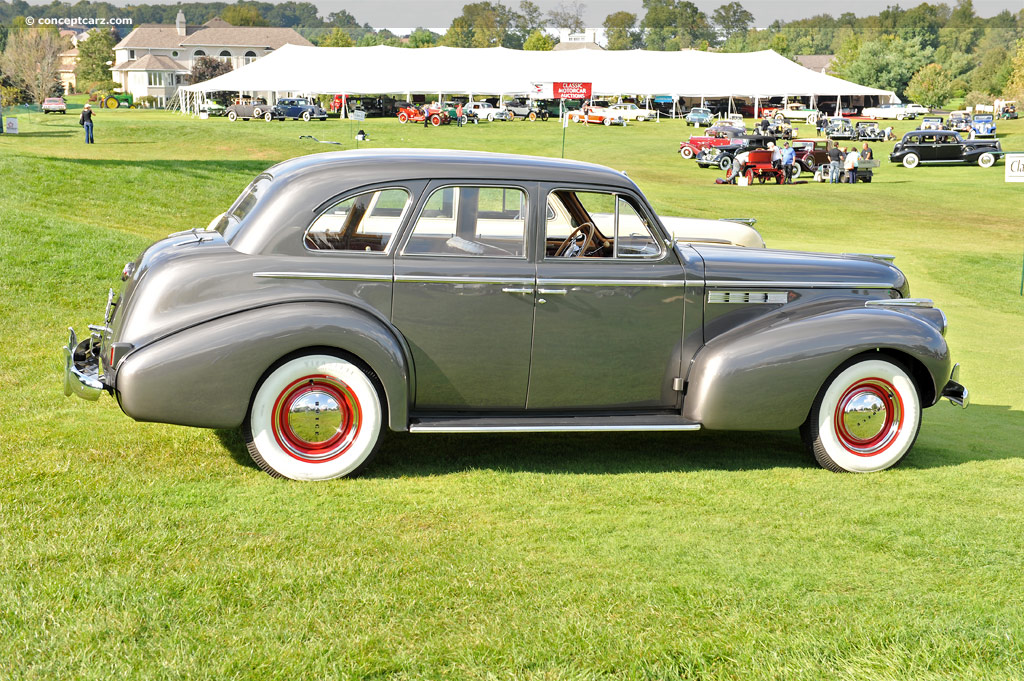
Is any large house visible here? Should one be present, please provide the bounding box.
[112,11,312,106]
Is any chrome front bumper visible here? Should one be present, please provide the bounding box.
[62,327,105,401]
[941,363,969,409]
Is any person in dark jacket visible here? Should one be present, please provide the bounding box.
[79,103,94,144]
[827,142,842,183]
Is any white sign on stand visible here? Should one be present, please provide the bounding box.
[351,110,366,121]
[5,117,18,134]
[1005,154,1024,183]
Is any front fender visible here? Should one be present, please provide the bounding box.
[115,302,411,431]
[683,307,950,431]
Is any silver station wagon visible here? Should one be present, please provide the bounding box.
[64,150,968,480]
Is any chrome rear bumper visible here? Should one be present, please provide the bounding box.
[62,327,105,401]
[941,363,969,409]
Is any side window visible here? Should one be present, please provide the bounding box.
[404,186,527,257]
[305,188,411,252]
[545,189,661,259]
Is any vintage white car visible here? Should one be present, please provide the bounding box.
[862,103,925,120]
[605,103,656,121]
[765,103,819,124]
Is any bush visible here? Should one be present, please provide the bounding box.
[1,84,27,106]
[964,90,994,108]
[137,95,159,109]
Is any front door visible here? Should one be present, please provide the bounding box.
[527,187,687,410]
[392,183,536,409]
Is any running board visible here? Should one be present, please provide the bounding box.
[409,415,701,433]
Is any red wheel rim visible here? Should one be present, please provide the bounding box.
[271,374,361,463]
[833,377,904,456]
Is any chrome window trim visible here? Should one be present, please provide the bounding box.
[303,186,413,256]
[704,280,895,289]
[537,278,687,288]
[400,184,529,260]
[543,187,665,262]
[254,272,392,282]
[394,275,534,286]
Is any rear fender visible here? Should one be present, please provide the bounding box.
[683,307,950,430]
[115,302,412,431]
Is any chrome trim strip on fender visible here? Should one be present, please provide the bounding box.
[409,423,702,433]
[707,291,787,304]
[865,298,934,308]
[395,275,535,285]
[704,280,895,289]
[537,278,688,288]
[254,271,393,282]
[844,253,896,263]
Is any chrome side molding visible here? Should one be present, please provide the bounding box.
[865,298,934,308]
[844,252,896,263]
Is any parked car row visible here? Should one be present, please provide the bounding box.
[227,97,327,122]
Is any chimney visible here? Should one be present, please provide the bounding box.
[175,10,186,36]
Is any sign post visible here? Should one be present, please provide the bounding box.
[351,109,366,148]
[533,82,592,159]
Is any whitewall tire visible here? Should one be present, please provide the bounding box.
[802,357,921,473]
[244,354,384,481]
[902,153,920,169]
[680,146,694,159]
[977,152,995,168]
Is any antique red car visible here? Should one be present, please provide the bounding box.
[679,127,744,159]
[396,105,450,127]
[567,105,626,126]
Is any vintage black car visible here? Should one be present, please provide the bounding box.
[825,117,856,140]
[227,98,282,122]
[64,150,968,481]
[855,121,886,141]
[504,99,549,121]
[889,130,1003,168]
[696,135,776,170]
[275,98,328,121]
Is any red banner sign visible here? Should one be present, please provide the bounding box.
[553,82,592,100]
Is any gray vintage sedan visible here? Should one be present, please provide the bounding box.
[64,149,968,480]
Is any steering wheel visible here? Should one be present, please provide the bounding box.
[555,221,596,257]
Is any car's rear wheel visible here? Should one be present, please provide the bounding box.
[253,108,263,118]
[978,152,996,168]
[244,354,384,481]
[302,111,311,122]
[430,114,441,126]
[227,111,237,122]
[801,356,921,473]
[528,111,537,121]
[680,146,695,159]
[791,165,802,180]
[902,153,920,169]
[603,118,612,126]
[487,112,495,121]
[264,112,273,122]
[896,113,904,121]
[637,115,646,122]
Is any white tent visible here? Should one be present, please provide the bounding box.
[178,44,897,114]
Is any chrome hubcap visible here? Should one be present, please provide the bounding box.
[841,392,887,441]
[833,378,904,456]
[286,390,342,445]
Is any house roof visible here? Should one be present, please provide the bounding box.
[112,54,190,72]
[796,55,834,73]
[115,21,311,50]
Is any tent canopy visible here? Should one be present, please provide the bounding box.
[181,44,897,102]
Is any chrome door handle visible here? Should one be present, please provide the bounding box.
[501,287,534,294]
[537,288,567,295]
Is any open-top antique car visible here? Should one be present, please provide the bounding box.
[890,129,1003,168]
[568,106,626,126]
[854,121,886,141]
[679,127,744,159]
[227,98,282,122]
[695,134,776,170]
[825,117,856,140]
[396,105,450,126]
[64,150,968,481]
[764,102,819,124]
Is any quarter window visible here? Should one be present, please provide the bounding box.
[404,186,527,258]
[305,188,411,252]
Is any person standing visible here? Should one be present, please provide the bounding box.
[827,142,842,183]
[860,142,873,161]
[781,141,795,183]
[455,102,463,127]
[79,103,95,144]
[845,146,859,184]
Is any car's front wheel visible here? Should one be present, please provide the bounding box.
[227,111,237,122]
[680,146,695,159]
[902,153,920,169]
[801,356,921,473]
[978,152,995,168]
[264,112,274,122]
[302,110,311,122]
[719,156,732,171]
[244,354,384,481]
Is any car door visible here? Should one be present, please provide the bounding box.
[392,182,536,410]
[934,133,961,161]
[528,186,687,410]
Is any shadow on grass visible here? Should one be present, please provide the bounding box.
[42,157,275,175]
[214,403,1023,477]
[7,131,75,138]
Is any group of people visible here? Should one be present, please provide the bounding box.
[825,141,873,184]
[423,101,465,128]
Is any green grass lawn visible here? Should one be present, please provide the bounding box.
[1,108,1023,680]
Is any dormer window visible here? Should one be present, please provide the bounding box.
[129,49,135,59]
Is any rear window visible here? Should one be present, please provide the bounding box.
[210,175,272,240]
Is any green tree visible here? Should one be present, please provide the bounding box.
[511,1,545,46]
[712,2,754,41]
[523,29,555,50]
[318,28,354,47]
[833,35,933,98]
[221,4,269,27]
[0,25,66,104]
[641,0,715,50]
[970,46,1013,94]
[408,28,440,48]
[442,17,474,47]
[603,11,639,50]
[548,1,586,32]
[905,63,953,108]
[74,28,116,87]
[1004,38,1024,100]
[189,55,232,84]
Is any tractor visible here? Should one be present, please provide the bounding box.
[102,92,135,109]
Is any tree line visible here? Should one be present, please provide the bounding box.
[2,0,1024,107]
